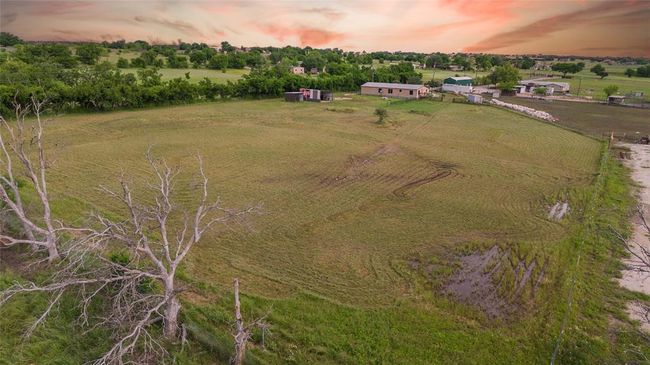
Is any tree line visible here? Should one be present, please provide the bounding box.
[0,46,426,115]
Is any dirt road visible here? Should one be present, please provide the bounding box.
[620,143,650,331]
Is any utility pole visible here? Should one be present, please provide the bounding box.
[576,76,582,96]
[432,62,436,83]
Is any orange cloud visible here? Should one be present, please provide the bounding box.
[464,1,650,54]
[133,16,205,38]
[261,25,345,47]
[300,7,345,21]
[27,1,94,15]
[440,0,515,21]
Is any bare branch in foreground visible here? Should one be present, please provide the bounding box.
[0,97,76,262]
[1,152,261,364]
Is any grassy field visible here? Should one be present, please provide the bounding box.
[0,96,646,363]
[500,96,650,137]
[101,49,250,83]
[538,60,650,100]
[121,67,249,83]
[546,74,650,101]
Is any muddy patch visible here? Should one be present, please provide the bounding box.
[442,245,547,318]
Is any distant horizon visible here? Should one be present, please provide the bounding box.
[4,35,648,60]
[1,0,649,58]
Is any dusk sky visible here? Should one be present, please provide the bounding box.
[1,0,649,57]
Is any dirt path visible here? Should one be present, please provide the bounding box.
[619,143,650,331]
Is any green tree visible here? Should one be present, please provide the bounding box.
[207,54,228,70]
[551,62,584,77]
[488,63,521,90]
[590,64,608,79]
[603,84,619,97]
[189,50,208,66]
[166,55,189,68]
[474,54,492,70]
[116,57,130,68]
[519,57,535,69]
[624,68,636,78]
[0,32,22,46]
[302,52,326,71]
[220,41,236,53]
[76,44,105,65]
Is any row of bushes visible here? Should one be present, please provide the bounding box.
[0,58,424,115]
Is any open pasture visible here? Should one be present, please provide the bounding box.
[6,96,614,363]
[500,96,650,137]
[43,96,600,302]
[548,74,650,101]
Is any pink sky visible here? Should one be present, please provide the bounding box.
[1,0,648,57]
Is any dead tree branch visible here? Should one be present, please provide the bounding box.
[0,151,261,364]
[0,97,66,262]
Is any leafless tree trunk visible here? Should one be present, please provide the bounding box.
[93,152,260,341]
[232,278,247,365]
[0,151,261,364]
[231,278,270,365]
[0,97,61,262]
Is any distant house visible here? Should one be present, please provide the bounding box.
[519,80,570,93]
[443,76,473,86]
[360,82,429,99]
[448,64,463,71]
[290,66,305,75]
[309,67,319,75]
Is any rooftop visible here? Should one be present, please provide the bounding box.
[520,80,570,87]
[446,76,473,81]
[361,82,425,90]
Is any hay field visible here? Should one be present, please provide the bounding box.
[36,96,604,363]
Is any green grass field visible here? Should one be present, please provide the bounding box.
[547,74,650,101]
[0,96,646,364]
[101,49,250,83]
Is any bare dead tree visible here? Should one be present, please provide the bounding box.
[0,97,62,262]
[0,151,261,364]
[231,278,270,365]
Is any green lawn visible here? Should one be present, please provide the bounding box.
[0,96,645,364]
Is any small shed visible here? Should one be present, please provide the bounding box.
[443,76,473,86]
[284,92,303,102]
[608,95,625,105]
[467,94,483,104]
[321,90,334,101]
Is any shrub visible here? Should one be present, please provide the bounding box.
[374,107,387,124]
